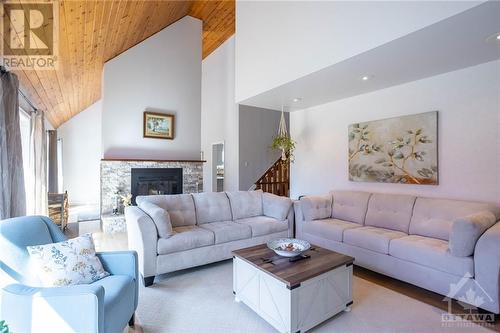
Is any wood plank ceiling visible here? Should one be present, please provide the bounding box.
[5,0,235,128]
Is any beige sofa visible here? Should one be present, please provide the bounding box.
[125,190,293,286]
[294,191,500,313]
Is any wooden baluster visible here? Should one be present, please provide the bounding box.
[253,157,290,197]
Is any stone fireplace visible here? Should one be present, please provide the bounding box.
[100,159,204,215]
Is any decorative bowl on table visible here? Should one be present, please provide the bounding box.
[267,238,311,258]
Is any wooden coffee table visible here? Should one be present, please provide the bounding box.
[233,244,354,333]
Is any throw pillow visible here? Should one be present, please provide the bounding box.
[139,201,174,238]
[262,192,292,221]
[27,234,109,287]
[300,194,333,221]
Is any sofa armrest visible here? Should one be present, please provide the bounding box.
[1,283,104,332]
[294,201,305,238]
[125,206,158,278]
[474,220,500,314]
[97,251,139,309]
[450,211,496,257]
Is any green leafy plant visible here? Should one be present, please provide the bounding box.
[0,320,9,333]
[271,135,296,162]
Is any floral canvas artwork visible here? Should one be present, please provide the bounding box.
[348,111,438,185]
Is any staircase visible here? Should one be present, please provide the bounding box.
[254,157,290,197]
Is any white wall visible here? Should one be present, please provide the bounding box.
[201,36,239,191]
[239,105,289,191]
[235,0,481,103]
[102,16,202,160]
[58,101,102,205]
[290,60,500,204]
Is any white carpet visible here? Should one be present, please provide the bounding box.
[136,260,491,333]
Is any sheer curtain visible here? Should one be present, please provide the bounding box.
[47,129,58,193]
[27,110,47,215]
[0,70,26,219]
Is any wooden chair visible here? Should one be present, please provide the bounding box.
[47,191,69,230]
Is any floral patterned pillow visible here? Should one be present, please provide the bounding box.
[27,234,109,287]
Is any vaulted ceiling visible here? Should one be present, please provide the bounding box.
[6,0,235,128]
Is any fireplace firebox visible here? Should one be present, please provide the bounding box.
[131,168,183,205]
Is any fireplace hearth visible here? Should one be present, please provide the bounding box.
[131,168,182,205]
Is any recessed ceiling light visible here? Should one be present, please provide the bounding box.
[361,76,372,81]
[485,32,500,43]
[292,97,302,102]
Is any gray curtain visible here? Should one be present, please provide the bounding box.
[0,71,26,219]
[47,130,58,193]
[27,110,47,215]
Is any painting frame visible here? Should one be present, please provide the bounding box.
[348,111,438,185]
[143,111,175,140]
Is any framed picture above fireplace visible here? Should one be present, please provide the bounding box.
[143,111,175,139]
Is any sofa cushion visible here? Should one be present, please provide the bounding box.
[235,216,288,237]
[449,211,497,257]
[226,190,263,220]
[303,218,362,242]
[91,275,135,333]
[410,197,500,241]
[300,194,333,221]
[365,193,416,233]
[389,235,474,277]
[331,191,371,224]
[157,226,215,255]
[137,201,173,238]
[262,192,292,220]
[343,226,407,254]
[199,221,252,244]
[136,194,196,227]
[192,192,232,224]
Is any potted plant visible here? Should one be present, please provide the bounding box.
[0,320,9,333]
[271,108,296,162]
[271,135,296,162]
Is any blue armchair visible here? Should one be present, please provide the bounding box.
[0,216,139,333]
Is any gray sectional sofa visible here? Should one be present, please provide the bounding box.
[295,191,500,314]
[125,190,293,286]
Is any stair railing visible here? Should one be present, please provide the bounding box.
[254,157,290,197]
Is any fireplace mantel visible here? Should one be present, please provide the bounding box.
[101,158,206,163]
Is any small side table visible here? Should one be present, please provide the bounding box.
[101,214,127,234]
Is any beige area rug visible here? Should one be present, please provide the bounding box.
[135,260,490,333]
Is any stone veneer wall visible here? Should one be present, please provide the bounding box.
[100,160,204,214]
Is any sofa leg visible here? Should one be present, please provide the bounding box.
[128,314,135,327]
[144,276,155,287]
